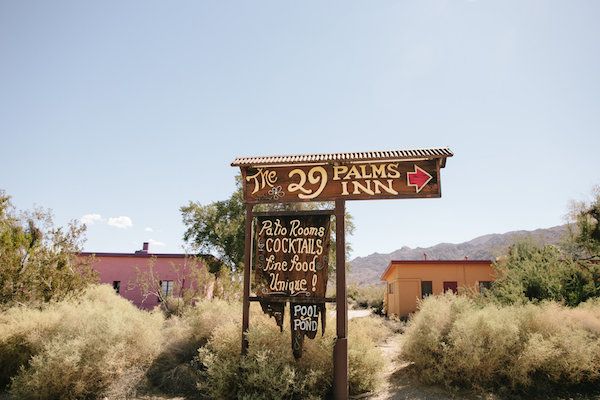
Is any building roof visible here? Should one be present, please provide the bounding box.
[79,241,206,260]
[79,252,189,259]
[380,259,493,281]
[231,147,453,168]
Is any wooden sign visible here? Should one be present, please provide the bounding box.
[241,159,440,203]
[235,148,452,398]
[254,214,331,298]
[290,302,325,359]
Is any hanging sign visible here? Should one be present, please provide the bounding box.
[254,214,331,298]
[290,302,326,358]
[241,159,439,203]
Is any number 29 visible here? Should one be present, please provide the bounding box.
[288,167,328,200]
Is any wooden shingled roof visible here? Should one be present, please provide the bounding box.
[231,147,453,168]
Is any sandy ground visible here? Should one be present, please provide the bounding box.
[343,308,373,320]
[363,334,486,400]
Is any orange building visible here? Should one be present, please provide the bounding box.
[381,259,494,317]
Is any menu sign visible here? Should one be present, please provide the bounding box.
[254,213,331,358]
[254,214,330,299]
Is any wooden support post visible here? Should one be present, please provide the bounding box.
[241,203,253,354]
[333,199,348,399]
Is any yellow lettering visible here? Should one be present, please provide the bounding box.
[386,163,400,179]
[333,165,348,180]
[346,165,361,180]
[341,181,349,195]
[359,165,373,179]
[298,166,328,200]
[374,179,398,195]
[371,164,387,179]
[352,181,374,195]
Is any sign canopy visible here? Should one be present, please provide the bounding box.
[232,148,453,203]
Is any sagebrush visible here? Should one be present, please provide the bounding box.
[147,299,241,396]
[0,287,389,399]
[196,306,389,399]
[0,285,163,399]
[348,284,385,314]
[402,293,600,389]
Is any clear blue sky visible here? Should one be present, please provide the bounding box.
[1,1,599,259]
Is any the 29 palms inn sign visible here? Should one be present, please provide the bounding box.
[240,157,442,203]
[232,147,453,399]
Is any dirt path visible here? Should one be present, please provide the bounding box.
[365,334,486,400]
[349,309,373,320]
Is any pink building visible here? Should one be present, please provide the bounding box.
[80,242,206,309]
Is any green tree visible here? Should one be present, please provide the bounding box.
[0,190,97,307]
[180,178,354,276]
[181,184,245,273]
[489,186,600,306]
[490,241,574,304]
[567,185,600,259]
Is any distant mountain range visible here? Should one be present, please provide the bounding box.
[348,225,568,285]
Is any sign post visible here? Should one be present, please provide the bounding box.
[232,148,453,399]
[333,199,347,398]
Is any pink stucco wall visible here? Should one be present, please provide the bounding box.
[80,245,205,309]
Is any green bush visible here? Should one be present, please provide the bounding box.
[0,285,163,399]
[489,241,600,307]
[402,293,600,390]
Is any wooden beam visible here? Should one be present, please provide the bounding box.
[248,296,336,303]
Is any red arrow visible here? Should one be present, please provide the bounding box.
[407,165,433,193]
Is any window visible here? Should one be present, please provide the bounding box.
[421,281,433,298]
[112,281,121,294]
[161,280,174,297]
[388,282,395,294]
[479,281,493,293]
[443,281,458,294]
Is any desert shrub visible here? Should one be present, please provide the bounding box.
[0,285,163,399]
[147,299,241,396]
[347,317,389,393]
[196,312,331,400]
[160,295,187,317]
[102,366,149,400]
[348,284,385,314]
[349,314,392,344]
[402,293,600,390]
[195,308,387,399]
[134,255,217,318]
